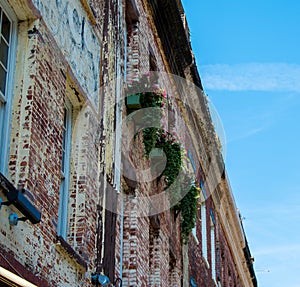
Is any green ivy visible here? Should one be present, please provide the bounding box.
[139,91,165,108]
[169,173,200,243]
[126,74,199,243]
[179,184,199,243]
[142,127,160,157]
[156,134,182,188]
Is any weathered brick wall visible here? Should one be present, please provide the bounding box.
[0,1,256,287]
[187,167,252,287]
[188,195,217,287]
[218,228,244,287]
[0,0,105,286]
[119,0,185,286]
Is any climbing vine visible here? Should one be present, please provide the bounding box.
[154,131,182,188]
[179,183,200,243]
[126,74,199,242]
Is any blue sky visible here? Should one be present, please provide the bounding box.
[182,1,300,286]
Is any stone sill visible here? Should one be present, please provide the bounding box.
[191,232,199,245]
[202,256,210,269]
[55,235,88,271]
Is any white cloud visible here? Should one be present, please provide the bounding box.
[227,126,265,143]
[199,63,300,92]
[253,243,300,256]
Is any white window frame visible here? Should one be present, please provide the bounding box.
[191,224,199,245]
[191,194,199,244]
[200,181,209,266]
[0,0,17,175]
[210,215,216,283]
[201,201,208,263]
[57,99,72,239]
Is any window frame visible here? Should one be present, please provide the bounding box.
[57,99,72,239]
[0,0,18,175]
[200,181,208,265]
[201,201,208,262]
[210,214,216,282]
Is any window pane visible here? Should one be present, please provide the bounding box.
[0,64,7,94]
[61,108,68,174]
[0,38,9,67]
[1,11,11,43]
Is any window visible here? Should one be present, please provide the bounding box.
[191,189,199,244]
[0,1,17,174]
[201,201,208,262]
[210,212,216,282]
[200,181,208,263]
[57,100,72,239]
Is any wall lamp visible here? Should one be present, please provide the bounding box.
[0,173,41,225]
[91,274,122,287]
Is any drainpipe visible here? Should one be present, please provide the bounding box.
[119,193,124,280]
[114,0,126,280]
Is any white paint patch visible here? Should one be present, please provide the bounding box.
[32,0,101,110]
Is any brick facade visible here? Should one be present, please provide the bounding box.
[0,0,256,286]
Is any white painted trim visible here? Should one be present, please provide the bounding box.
[201,202,208,262]
[202,255,210,269]
[0,267,38,287]
[57,99,72,239]
[211,222,216,282]
[191,225,199,245]
[0,0,18,175]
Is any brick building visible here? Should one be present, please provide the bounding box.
[0,0,256,286]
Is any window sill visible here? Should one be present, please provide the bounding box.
[202,256,210,269]
[191,231,199,245]
[55,235,88,271]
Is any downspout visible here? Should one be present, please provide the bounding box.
[118,0,130,277]
[114,0,126,280]
[119,191,124,280]
[119,18,127,277]
[96,0,110,275]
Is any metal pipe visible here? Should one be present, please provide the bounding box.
[118,0,126,281]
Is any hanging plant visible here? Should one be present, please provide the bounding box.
[179,183,200,243]
[155,131,182,188]
[126,74,182,189]
[125,73,167,113]
[142,127,161,157]
[142,129,183,188]
[126,74,199,243]
[126,94,142,109]
[169,173,200,243]
[126,75,167,154]
[126,73,169,164]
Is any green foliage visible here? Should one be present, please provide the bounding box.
[142,127,160,157]
[126,73,167,113]
[170,174,200,243]
[143,129,182,188]
[155,132,182,188]
[179,184,199,243]
[126,74,199,243]
[139,91,166,108]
